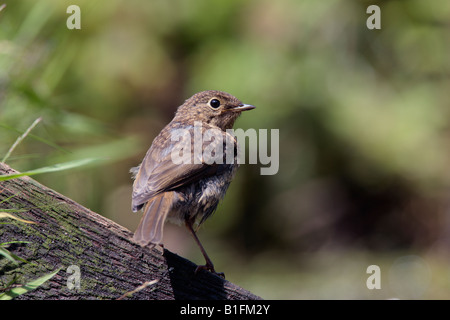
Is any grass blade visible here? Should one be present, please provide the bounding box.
[2,117,42,163]
[0,246,29,264]
[0,268,61,300]
[0,246,19,264]
[0,212,36,224]
[0,123,71,155]
[0,157,101,181]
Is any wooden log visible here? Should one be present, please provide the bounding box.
[0,162,261,300]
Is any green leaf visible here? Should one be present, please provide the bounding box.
[0,268,61,300]
[0,158,102,181]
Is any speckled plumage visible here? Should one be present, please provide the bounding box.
[131,90,255,275]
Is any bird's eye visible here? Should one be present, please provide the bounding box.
[209,99,221,109]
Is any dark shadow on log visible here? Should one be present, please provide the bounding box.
[164,250,226,300]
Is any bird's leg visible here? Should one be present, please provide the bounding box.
[185,220,225,278]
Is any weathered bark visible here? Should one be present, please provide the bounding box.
[0,163,261,300]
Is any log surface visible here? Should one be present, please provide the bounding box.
[0,162,261,300]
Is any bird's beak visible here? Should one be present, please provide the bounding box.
[230,103,256,112]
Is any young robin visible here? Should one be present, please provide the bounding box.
[131,90,255,276]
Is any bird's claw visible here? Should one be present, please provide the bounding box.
[195,263,225,278]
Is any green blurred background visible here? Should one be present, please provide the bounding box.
[1,0,450,299]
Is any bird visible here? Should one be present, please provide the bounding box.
[130,90,255,276]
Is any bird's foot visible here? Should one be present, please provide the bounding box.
[195,263,225,278]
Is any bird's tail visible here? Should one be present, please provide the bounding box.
[133,192,174,246]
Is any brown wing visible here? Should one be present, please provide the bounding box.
[131,124,234,211]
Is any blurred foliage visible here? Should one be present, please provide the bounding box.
[1,0,450,299]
